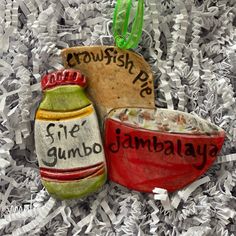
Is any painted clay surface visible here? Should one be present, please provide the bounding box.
[108,108,221,134]
[104,108,225,192]
[35,70,107,199]
[61,46,155,120]
[35,106,105,170]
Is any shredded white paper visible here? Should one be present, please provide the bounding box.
[0,0,235,235]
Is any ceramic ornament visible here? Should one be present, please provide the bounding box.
[61,46,155,120]
[34,69,107,199]
[104,108,225,192]
[60,0,225,194]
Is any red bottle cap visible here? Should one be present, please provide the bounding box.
[41,69,87,90]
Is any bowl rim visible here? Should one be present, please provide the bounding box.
[105,107,225,136]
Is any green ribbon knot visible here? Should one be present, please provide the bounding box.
[113,0,144,50]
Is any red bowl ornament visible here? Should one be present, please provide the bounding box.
[104,108,225,192]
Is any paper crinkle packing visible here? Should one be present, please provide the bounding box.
[0,0,236,235]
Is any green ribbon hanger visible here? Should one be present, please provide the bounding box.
[113,0,144,50]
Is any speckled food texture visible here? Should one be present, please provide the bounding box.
[108,107,223,134]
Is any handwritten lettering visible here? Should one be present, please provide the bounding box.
[132,70,152,98]
[46,121,86,144]
[42,143,103,167]
[42,120,102,167]
[66,47,135,74]
[108,128,219,170]
[65,47,153,98]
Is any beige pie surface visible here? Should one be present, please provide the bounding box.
[61,46,155,120]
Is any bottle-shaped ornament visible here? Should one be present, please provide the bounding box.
[34,69,107,199]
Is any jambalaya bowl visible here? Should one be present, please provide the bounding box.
[104,108,225,192]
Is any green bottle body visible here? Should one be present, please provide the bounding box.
[35,85,107,199]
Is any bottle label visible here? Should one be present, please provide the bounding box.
[35,110,105,169]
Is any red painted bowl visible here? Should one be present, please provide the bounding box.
[104,108,225,192]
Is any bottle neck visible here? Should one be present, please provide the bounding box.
[39,85,91,112]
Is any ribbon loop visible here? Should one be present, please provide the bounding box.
[113,0,144,49]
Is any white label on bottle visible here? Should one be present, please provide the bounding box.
[35,111,105,169]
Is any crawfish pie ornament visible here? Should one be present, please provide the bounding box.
[34,69,107,199]
[61,46,155,121]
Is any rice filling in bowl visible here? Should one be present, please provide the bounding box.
[108,108,221,135]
